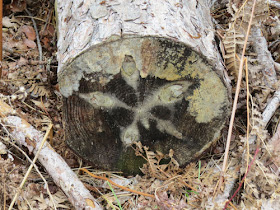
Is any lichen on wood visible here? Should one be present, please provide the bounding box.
[59,37,229,174]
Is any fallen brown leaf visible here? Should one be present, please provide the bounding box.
[21,25,36,41]
[23,38,36,49]
[9,0,27,12]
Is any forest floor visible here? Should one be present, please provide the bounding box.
[1,0,280,209]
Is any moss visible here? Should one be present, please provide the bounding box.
[116,147,146,175]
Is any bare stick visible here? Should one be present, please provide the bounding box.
[24,9,43,68]
[0,134,56,209]
[0,100,102,209]
[262,89,280,126]
[8,124,54,210]
[218,0,257,191]
[268,0,280,9]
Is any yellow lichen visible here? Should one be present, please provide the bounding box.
[154,62,182,80]
[186,72,227,123]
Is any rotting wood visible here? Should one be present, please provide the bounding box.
[56,0,230,174]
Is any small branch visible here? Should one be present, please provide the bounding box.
[268,122,280,173]
[268,0,280,9]
[24,9,43,69]
[1,134,56,209]
[9,124,54,210]
[0,100,102,209]
[251,27,277,88]
[262,89,280,126]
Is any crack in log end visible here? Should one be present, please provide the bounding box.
[61,37,229,174]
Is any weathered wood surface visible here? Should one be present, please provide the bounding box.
[56,0,230,174]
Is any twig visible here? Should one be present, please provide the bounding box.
[223,147,260,209]
[218,0,257,192]
[268,122,280,172]
[0,132,56,209]
[245,58,250,174]
[80,168,155,199]
[24,9,43,69]
[8,124,53,210]
[262,89,280,126]
[268,0,280,9]
[3,46,19,54]
[42,10,53,35]
[228,200,238,210]
[2,166,6,210]
[15,15,52,23]
[0,100,102,209]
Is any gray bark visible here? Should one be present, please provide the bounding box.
[56,0,228,96]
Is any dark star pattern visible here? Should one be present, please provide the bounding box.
[79,55,192,146]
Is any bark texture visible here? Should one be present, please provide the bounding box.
[56,0,227,93]
[56,0,230,174]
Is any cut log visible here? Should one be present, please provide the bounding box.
[56,0,230,174]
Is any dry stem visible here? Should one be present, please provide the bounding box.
[218,0,257,192]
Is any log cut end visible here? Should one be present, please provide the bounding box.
[59,37,229,174]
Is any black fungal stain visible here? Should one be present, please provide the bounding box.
[106,74,138,107]
[138,119,171,143]
[137,76,170,103]
[104,107,134,129]
[150,106,172,120]
[103,74,187,143]
[157,38,192,72]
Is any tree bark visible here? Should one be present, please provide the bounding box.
[56,0,230,174]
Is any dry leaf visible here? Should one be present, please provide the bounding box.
[222,26,244,78]
[156,191,188,210]
[85,198,96,208]
[41,24,55,37]
[42,37,50,49]
[21,25,36,41]
[17,56,28,66]
[23,38,36,49]
[9,0,27,12]
[27,83,50,97]
[31,99,50,110]
[0,142,7,155]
